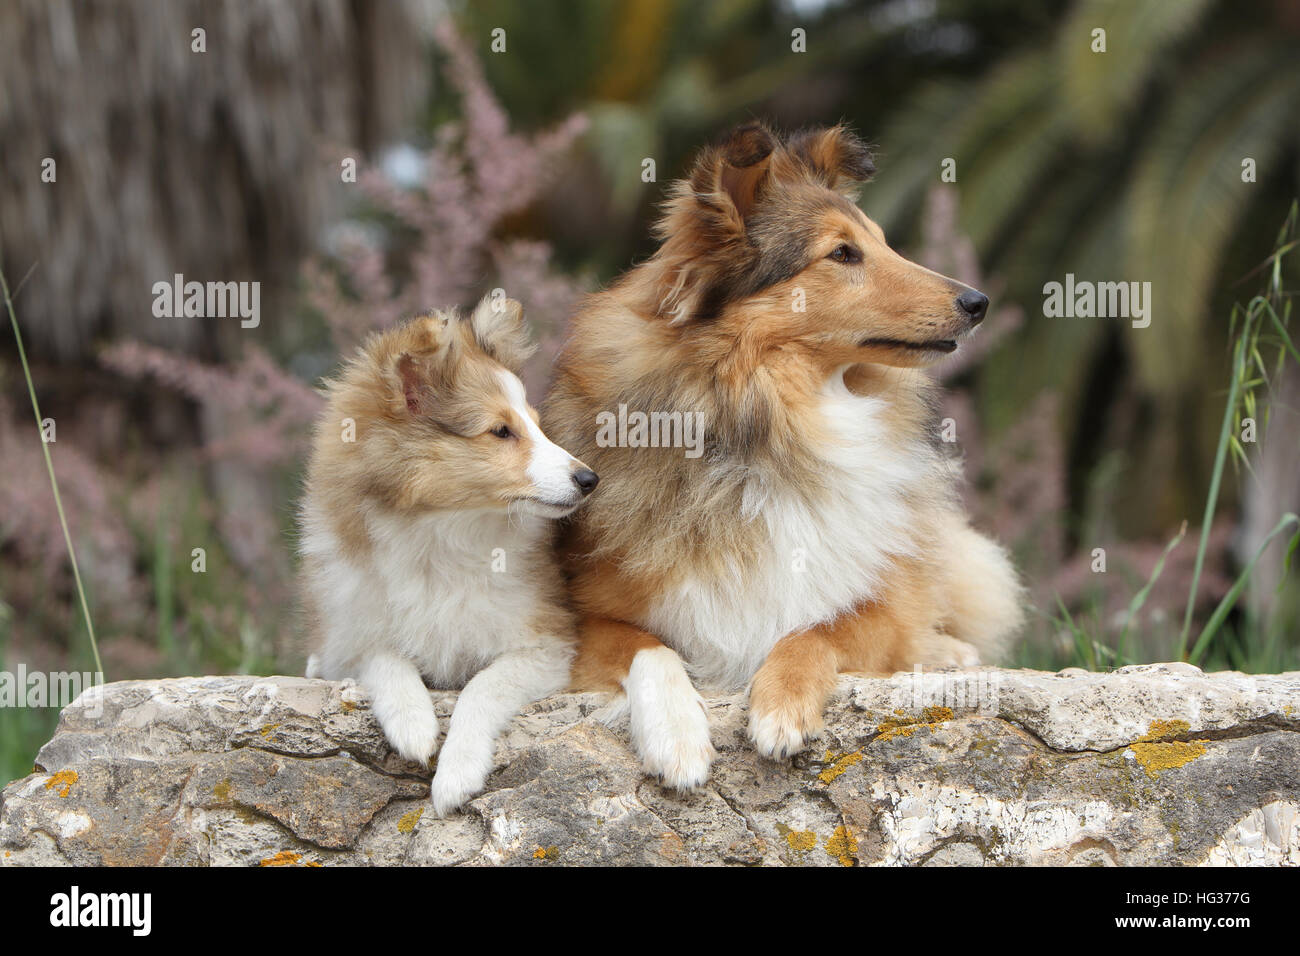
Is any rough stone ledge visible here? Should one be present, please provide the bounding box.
[1,663,1297,866]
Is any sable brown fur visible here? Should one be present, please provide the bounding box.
[543,122,1024,778]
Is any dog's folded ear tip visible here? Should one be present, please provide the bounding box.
[720,122,776,168]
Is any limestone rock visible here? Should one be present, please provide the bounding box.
[2,665,1297,866]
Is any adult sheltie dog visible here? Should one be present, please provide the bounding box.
[301,296,598,814]
[544,123,1024,788]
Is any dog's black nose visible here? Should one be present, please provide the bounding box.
[573,469,600,496]
[956,289,989,325]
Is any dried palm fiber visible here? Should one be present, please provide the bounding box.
[0,0,435,360]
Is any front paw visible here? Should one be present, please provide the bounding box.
[635,703,715,790]
[429,736,492,817]
[626,649,715,790]
[384,714,441,766]
[429,761,486,817]
[748,693,824,760]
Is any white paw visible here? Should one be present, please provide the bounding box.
[748,705,820,760]
[627,647,715,790]
[636,709,714,789]
[429,739,492,817]
[382,712,441,766]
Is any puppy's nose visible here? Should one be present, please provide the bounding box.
[572,469,600,496]
[956,289,989,325]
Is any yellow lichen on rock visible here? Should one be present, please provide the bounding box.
[825,825,858,866]
[818,750,864,784]
[1138,719,1191,742]
[44,770,77,798]
[784,828,817,851]
[875,706,955,743]
[1125,719,1209,779]
[260,850,302,866]
[1129,740,1207,779]
[533,845,559,861]
[396,807,424,834]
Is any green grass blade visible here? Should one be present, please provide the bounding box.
[1,265,104,677]
[1177,325,1247,659]
[1188,513,1300,665]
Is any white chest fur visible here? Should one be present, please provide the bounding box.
[643,370,933,690]
[302,506,547,687]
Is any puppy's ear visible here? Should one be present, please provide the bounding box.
[396,351,437,415]
[468,293,536,374]
[788,125,875,195]
[391,313,457,416]
[690,122,776,227]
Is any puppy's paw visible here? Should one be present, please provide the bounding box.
[748,694,824,760]
[429,760,487,817]
[383,713,441,767]
[428,723,493,816]
[627,648,715,790]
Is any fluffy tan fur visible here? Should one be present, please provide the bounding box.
[299,297,592,813]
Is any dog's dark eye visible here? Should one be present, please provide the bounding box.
[491,424,512,439]
[828,244,861,264]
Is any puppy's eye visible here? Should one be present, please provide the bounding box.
[490,424,512,439]
[828,244,862,264]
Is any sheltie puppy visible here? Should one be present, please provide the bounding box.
[301,295,599,815]
[543,123,1024,788]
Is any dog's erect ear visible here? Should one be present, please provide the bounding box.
[650,124,811,324]
[690,123,776,225]
[788,125,875,195]
[648,124,775,324]
[468,293,536,374]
